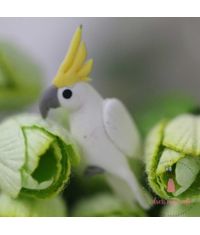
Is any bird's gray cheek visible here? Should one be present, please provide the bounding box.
[39,85,60,118]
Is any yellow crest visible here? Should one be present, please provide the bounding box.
[53,25,93,88]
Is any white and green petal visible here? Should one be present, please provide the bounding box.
[0,114,79,199]
[145,114,200,201]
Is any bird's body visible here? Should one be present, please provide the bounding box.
[68,83,149,209]
[69,85,123,171]
[40,26,151,210]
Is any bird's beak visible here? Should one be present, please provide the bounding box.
[39,85,60,118]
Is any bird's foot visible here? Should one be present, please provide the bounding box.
[84,165,105,177]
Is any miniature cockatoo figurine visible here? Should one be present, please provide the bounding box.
[40,26,150,209]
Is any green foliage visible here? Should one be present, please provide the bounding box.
[0,42,43,110]
[135,93,196,137]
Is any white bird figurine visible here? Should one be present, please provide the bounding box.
[40,26,150,209]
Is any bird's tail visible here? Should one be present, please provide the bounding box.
[106,171,152,210]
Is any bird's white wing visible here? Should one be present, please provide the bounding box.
[103,98,141,158]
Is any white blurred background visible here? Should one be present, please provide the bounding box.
[0,18,200,111]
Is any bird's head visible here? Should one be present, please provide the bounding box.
[40,25,94,118]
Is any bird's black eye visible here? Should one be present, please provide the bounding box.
[63,89,72,99]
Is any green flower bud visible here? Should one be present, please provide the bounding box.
[0,114,79,199]
[145,114,200,201]
[71,193,146,217]
[161,200,200,217]
[0,193,67,217]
